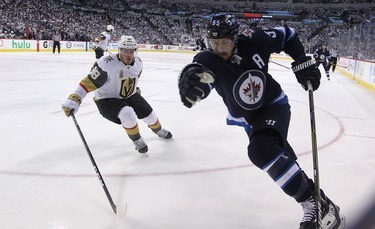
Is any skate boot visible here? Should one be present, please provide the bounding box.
[156,128,172,139]
[132,137,148,154]
[299,191,345,229]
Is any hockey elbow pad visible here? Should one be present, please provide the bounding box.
[178,63,215,108]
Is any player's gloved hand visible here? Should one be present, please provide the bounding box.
[62,93,82,117]
[92,42,98,50]
[327,57,333,64]
[178,63,215,108]
[291,56,321,91]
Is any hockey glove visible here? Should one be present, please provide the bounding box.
[327,57,333,65]
[92,42,98,50]
[62,93,82,117]
[291,56,321,91]
[136,87,141,95]
[178,63,215,108]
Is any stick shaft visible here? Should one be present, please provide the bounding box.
[307,82,322,229]
[270,60,290,69]
[71,113,117,214]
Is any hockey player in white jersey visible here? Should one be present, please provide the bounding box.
[62,35,172,155]
[92,25,114,59]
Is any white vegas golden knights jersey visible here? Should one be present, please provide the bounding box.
[95,31,111,51]
[87,53,143,100]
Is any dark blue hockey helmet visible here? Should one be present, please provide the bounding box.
[207,14,239,39]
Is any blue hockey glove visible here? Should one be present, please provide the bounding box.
[178,63,215,108]
[291,56,321,91]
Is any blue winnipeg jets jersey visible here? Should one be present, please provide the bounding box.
[313,48,330,62]
[193,26,305,125]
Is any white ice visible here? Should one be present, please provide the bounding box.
[0,51,374,229]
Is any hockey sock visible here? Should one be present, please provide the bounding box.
[124,124,141,141]
[149,119,161,133]
[262,153,310,202]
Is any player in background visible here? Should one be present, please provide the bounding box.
[313,43,331,80]
[329,44,340,73]
[178,14,345,229]
[62,35,172,156]
[193,37,207,51]
[92,25,115,59]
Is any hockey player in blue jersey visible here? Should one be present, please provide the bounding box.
[178,14,345,229]
[313,43,331,80]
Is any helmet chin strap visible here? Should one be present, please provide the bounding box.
[231,48,242,65]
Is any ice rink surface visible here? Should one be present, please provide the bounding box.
[0,51,374,229]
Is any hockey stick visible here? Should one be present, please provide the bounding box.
[336,64,347,69]
[71,113,126,215]
[270,60,290,69]
[307,82,321,229]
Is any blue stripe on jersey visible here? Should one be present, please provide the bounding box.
[225,91,288,132]
[226,115,252,134]
[275,26,297,49]
[270,91,288,105]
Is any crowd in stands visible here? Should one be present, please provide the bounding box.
[0,0,374,59]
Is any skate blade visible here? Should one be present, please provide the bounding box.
[337,215,346,229]
[159,137,173,141]
[323,213,345,229]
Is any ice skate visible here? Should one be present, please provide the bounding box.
[299,191,345,229]
[155,128,172,139]
[132,137,148,155]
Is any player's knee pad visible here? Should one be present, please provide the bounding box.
[248,130,282,168]
[118,106,137,128]
[142,111,158,126]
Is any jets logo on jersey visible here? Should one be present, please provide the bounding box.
[233,70,266,110]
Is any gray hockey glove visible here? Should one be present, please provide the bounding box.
[178,63,215,108]
[291,56,321,91]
